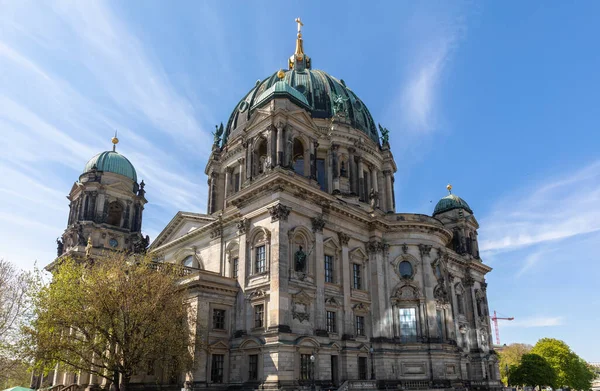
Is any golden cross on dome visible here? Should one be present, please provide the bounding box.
[295,17,304,36]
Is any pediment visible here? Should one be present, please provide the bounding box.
[209,340,229,351]
[150,212,215,250]
[349,247,368,260]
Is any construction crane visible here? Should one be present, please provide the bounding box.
[490,310,514,345]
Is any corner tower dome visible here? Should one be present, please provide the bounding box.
[222,18,379,146]
[433,184,473,215]
[82,135,137,182]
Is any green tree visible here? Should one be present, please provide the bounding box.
[531,338,595,390]
[509,353,556,389]
[498,343,532,385]
[24,253,193,390]
[0,259,33,388]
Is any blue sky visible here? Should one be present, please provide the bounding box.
[1,1,599,361]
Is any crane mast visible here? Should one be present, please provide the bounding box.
[490,310,514,345]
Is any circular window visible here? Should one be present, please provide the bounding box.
[399,261,413,278]
[239,101,249,113]
[353,100,363,111]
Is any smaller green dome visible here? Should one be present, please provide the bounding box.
[83,151,137,182]
[252,80,310,110]
[433,194,473,215]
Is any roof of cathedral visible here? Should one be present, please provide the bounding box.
[222,19,379,146]
[433,194,473,215]
[83,136,138,182]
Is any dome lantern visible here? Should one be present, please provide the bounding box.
[433,185,473,216]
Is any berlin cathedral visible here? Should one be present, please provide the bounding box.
[52,19,500,391]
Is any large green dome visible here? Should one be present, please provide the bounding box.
[433,194,473,215]
[223,68,379,145]
[83,151,137,182]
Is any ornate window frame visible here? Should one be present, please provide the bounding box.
[226,240,239,279]
[391,254,419,281]
[248,227,270,276]
[323,236,341,285]
[349,247,368,291]
[288,226,314,278]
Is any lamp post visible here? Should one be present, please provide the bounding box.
[370,347,375,380]
[310,354,316,391]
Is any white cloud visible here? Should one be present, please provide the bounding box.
[503,316,565,328]
[480,160,600,255]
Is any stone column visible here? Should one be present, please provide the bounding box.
[236,219,248,332]
[245,138,253,182]
[332,145,340,192]
[276,124,284,166]
[348,148,356,195]
[370,167,378,194]
[338,233,352,335]
[266,126,274,170]
[313,216,325,330]
[384,170,393,212]
[238,158,245,188]
[206,177,213,214]
[267,204,291,330]
[123,200,131,229]
[377,171,386,212]
[367,240,389,338]
[311,140,318,180]
[89,191,98,222]
[327,148,333,192]
[357,157,365,201]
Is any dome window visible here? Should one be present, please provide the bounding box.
[182,255,198,268]
[399,261,413,278]
[106,201,123,227]
[238,101,249,113]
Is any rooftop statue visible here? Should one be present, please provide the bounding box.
[378,124,390,145]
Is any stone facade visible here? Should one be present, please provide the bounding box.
[51,22,501,391]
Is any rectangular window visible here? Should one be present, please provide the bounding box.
[358,357,368,380]
[300,354,314,380]
[317,158,327,191]
[213,309,226,330]
[353,264,361,289]
[324,254,334,283]
[211,354,224,383]
[399,308,417,343]
[248,354,258,380]
[255,245,266,273]
[254,304,264,328]
[326,311,336,333]
[232,257,239,278]
[456,294,464,315]
[436,309,444,340]
[355,315,365,336]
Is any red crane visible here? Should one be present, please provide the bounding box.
[490,310,514,345]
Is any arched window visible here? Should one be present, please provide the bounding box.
[292,138,305,176]
[182,255,198,268]
[255,139,268,175]
[107,201,123,226]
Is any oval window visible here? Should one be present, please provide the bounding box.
[399,261,413,278]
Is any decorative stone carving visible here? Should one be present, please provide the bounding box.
[392,284,422,301]
[481,281,488,292]
[311,215,325,233]
[352,302,370,313]
[210,226,223,239]
[434,284,450,305]
[248,289,267,300]
[133,235,150,254]
[294,246,307,272]
[463,274,475,287]
[367,240,383,254]
[338,232,350,246]
[77,224,86,246]
[268,204,290,222]
[292,290,312,323]
[237,218,249,235]
[325,296,341,308]
[402,243,408,254]
[418,244,432,256]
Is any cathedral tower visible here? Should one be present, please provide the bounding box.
[55,136,148,262]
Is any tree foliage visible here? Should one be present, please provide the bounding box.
[509,353,556,389]
[531,338,595,390]
[498,343,532,385]
[24,253,193,389]
[0,259,33,387]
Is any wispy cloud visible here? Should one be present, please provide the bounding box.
[0,1,215,269]
[480,160,600,255]
[503,316,565,328]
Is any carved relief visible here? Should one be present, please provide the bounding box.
[392,283,423,302]
[352,302,370,313]
[311,215,325,233]
[338,232,350,246]
[292,290,312,323]
[268,203,291,222]
[237,218,249,235]
[418,244,432,256]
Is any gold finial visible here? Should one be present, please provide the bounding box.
[294,17,304,59]
[446,183,453,194]
[111,130,119,152]
[277,69,285,79]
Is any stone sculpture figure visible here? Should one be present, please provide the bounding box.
[378,124,390,145]
[369,188,378,209]
[212,123,224,146]
[295,245,307,272]
[333,95,348,117]
[56,237,64,256]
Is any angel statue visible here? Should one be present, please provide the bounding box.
[378,124,390,145]
[212,122,224,146]
[333,95,348,117]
